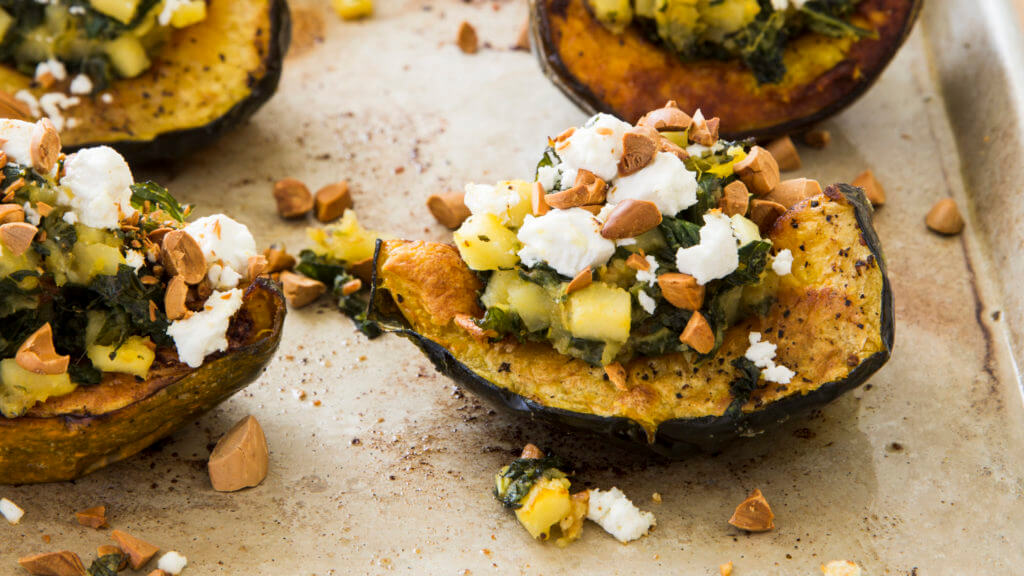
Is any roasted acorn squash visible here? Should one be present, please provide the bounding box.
[531,0,921,140]
[368,185,892,456]
[0,0,290,161]
[0,277,285,484]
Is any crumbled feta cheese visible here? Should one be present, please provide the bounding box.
[35,58,67,82]
[674,212,740,285]
[62,211,79,225]
[167,289,244,368]
[183,214,257,284]
[586,487,656,543]
[69,4,86,14]
[729,214,761,246]
[59,146,137,229]
[821,560,862,576]
[39,93,81,131]
[101,93,114,104]
[634,255,659,286]
[637,290,656,314]
[557,113,633,185]
[157,551,188,575]
[616,238,637,247]
[207,263,244,290]
[609,152,698,216]
[0,498,24,524]
[744,332,795,384]
[536,165,558,192]
[14,90,41,118]
[463,183,522,224]
[125,250,145,271]
[22,202,41,226]
[772,248,793,276]
[0,119,36,166]
[517,208,615,277]
[69,74,94,96]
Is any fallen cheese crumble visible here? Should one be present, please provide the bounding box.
[821,560,862,576]
[586,487,656,543]
[158,551,188,574]
[1,497,24,524]
[744,332,796,384]
[772,248,794,276]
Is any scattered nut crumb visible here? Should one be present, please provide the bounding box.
[925,198,964,235]
[75,505,108,529]
[457,21,478,54]
[651,492,662,503]
[111,529,159,570]
[803,129,831,149]
[720,561,734,576]
[851,169,885,207]
[208,415,270,492]
[273,178,314,219]
[728,489,774,532]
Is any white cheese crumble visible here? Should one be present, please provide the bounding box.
[586,487,656,543]
[157,551,188,575]
[0,497,24,524]
[557,113,633,185]
[125,250,145,271]
[38,93,81,131]
[772,248,793,276]
[608,152,698,216]
[206,263,243,290]
[14,90,41,118]
[59,146,137,229]
[517,208,615,277]
[536,165,558,192]
[637,290,656,314]
[821,560,862,576]
[101,93,114,104]
[674,212,740,285]
[744,332,795,384]
[634,255,659,286]
[22,202,41,226]
[34,58,67,83]
[62,211,79,225]
[167,289,244,368]
[69,74,94,96]
[183,214,257,286]
[463,182,522,224]
[0,119,36,166]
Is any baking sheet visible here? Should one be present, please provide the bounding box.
[3,0,1024,573]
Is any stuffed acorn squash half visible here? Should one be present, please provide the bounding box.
[532,0,920,140]
[0,118,285,484]
[0,0,289,161]
[366,104,892,456]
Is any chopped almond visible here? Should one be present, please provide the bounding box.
[263,247,296,273]
[513,17,530,51]
[273,178,314,219]
[720,561,734,576]
[30,118,61,175]
[35,202,53,217]
[18,551,86,576]
[600,199,662,239]
[208,415,270,492]
[925,198,964,235]
[618,127,658,176]
[0,222,37,256]
[625,252,649,271]
[658,136,689,161]
[314,182,353,222]
[0,90,33,121]
[520,444,544,459]
[803,129,831,149]
[164,276,190,321]
[566,267,593,294]
[2,177,24,202]
[546,169,606,209]
[604,362,628,390]
[530,183,549,216]
[748,199,787,235]
[16,323,69,376]
[577,204,603,215]
[851,169,885,206]
[280,271,326,308]
[75,506,108,529]
[689,117,720,147]
[0,203,24,224]
[680,311,714,354]
[453,313,497,342]
[110,530,159,570]
[720,181,749,217]
[426,191,471,229]
[340,278,362,296]
[658,273,704,311]
[733,146,780,196]
[457,21,478,54]
[765,178,822,209]
[728,489,775,532]
[637,101,692,132]
[161,230,207,285]
[765,136,801,171]
[349,257,375,282]
[246,254,268,280]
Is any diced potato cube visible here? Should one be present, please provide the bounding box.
[481,271,553,332]
[169,1,207,28]
[0,359,75,418]
[104,35,150,78]
[90,0,141,24]
[332,0,374,20]
[307,210,384,264]
[453,214,520,271]
[495,180,536,228]
[87,336,155,379]
[729,214,761,245]
[567,282,631,343]
[515,477,572,540]
[71,242,124,283]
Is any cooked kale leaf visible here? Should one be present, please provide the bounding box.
[494,455,567,509]
[725,356,761,416]
[130,182,189,222]
[723,240,772,287]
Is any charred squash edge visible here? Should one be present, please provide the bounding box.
[0,277,286,484]
[366,185,893,457]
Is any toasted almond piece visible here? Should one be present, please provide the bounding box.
[851,169,885,206]
[2,177,24,202]
[147,226,174,245]
[314,182,353,222]
[658,273,705,311]
[349,257,375,283]
[566,266,593,294]
[0,90,33,121]
[600,199,662,239]
[0,203,25,224]
[513,17,530,51]
[426,191,471,229]
[530,182,549,216]
[340,278,362,296]
[208,415,270,492]
[658,136,689,161]
[802,129,831,149]
[161,230,207,285]
[728,489,775,532]
[765,136,801,171]
[18,551,86,576]
[36,201,53,217]
[263,247,296,273]
[720,561,734,576]
[520,443,544,458]
[164,276,190,321]
[679,311,714,354]
[720,181,749,217]
[0,151,7,166]
[30,118,61,175]
[925,198,964,235]
[638,101,692,132]
[604,362,627,391]
[625,252,649,271]
[147,571,169,576]
[733,146,780,196]
[16,323,69,375]
[273,178,314,219]
[618,127,658,176]
[546,169,607,209]
[280,271,326,308]
[246,254,268,280]
[75,506,107,529]
[689,117,720,147]
[765,178,822,209]
[0,221,36,256]
[110,530,159,570]
[748,199,787,235]
[453,313,497,342]
[95,546,127,570]
[578,204,603,215]
[457,21,478,54]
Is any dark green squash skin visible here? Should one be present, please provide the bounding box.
[0,277,286,484]
[71,0,292,163]
[369,185,893,457]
